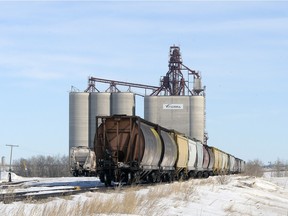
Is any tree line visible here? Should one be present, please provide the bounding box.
[13,155,71,177]
[244,158,288,177]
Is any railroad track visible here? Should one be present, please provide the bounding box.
[0,177,113,204]
[0,178,171,203]
[0,186,103,203]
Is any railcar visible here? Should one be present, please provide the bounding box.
[187,139,197,178]
[69,146,96,176]
[174,133,189,180]
[228,154,236,174]
[159,130,178,181]
[205,145,215,176]
[240,160,246,173]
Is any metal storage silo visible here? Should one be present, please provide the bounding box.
[69,92,89,149]
[189,96,205,143]
[89,92,111,148]
[111,92,135,115]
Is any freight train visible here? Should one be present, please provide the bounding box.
[94,115,245,186]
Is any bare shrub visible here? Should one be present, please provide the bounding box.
[271,158,288,177]
[23,195,36,203]
[182,181,196,201]
[244,159,264,177]
[3,187,15,204]
[224,202,236,213]
[216,175,231,185]
[198,177,214,185]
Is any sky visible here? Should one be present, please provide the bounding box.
[0,1,287,165]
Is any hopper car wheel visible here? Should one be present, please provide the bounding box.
[196,172,203,178]
[171,173,176,182]
[104,173,112,187]
[179,172,185,181]
[146,175,150,183]
[162,174,168,182]
[147,173,157,183]
[188,171,195,178]
[169,173,175,182]
[153,172,161,183]
[180,171,188,181]
[166,174,170,183]
[134,172,140,184]
[166,173,173,183]
[150,173,156,183]
[203,171,209,178]
[120,172,126,183]
[127,172,134,185]
[73,171,79,177]
[155,172,161,183]
[100,173,105,183]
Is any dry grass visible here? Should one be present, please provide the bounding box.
[216,175,231,185]
[2,180,200,216]
[3,187,15,204]
[224,202,236,213]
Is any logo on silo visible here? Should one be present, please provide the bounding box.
[163,104,183,109]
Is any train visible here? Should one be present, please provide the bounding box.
[94,115,245,186]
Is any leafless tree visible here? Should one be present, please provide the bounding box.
[13,155,71,177]
[244,159,264,177]
[272,158,288,177]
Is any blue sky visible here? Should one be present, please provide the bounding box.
[0,1,287,165]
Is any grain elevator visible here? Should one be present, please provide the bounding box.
[144,46,207,144]
[69,45,207,158]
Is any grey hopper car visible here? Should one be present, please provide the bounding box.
[70,146,96,176]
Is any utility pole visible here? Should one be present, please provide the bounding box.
[6,144,19,182]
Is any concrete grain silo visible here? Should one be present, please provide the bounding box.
[89,92,111,148]
[144,95,205,143]
[189,96,205,143]
[69,92,89,149]
[111,92,135,116]
[69,88,136,153]
[144,95,191,136]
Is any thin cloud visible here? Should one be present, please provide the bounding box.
[18,70,64,80]
[0,53,97,79]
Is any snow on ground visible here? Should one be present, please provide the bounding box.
[0,171,288,216]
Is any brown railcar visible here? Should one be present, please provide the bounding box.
[95,115,177,185]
